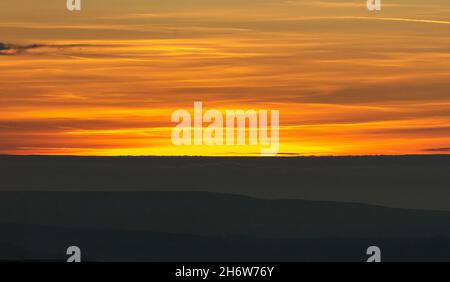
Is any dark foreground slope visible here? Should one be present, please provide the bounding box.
[0,191,450,261]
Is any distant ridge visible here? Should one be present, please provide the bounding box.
[1,155,449,210]
[1,191,450,238]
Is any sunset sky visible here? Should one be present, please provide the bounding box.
[1,0,449,156]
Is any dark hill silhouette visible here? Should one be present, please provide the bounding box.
[0,155,449,261]
[2,221,450,262]
[1,191,450,239]
[1,155,449,210]
[0,191,450,261]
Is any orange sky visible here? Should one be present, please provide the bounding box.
[0,0,449,156]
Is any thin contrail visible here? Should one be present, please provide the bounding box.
[339,16,450,25]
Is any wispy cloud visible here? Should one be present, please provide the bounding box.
[0,42,121,56]
[0,42,45,55]
[424,147,450,152]
[338,16,450,26]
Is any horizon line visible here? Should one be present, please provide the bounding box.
[0,154,448,158]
